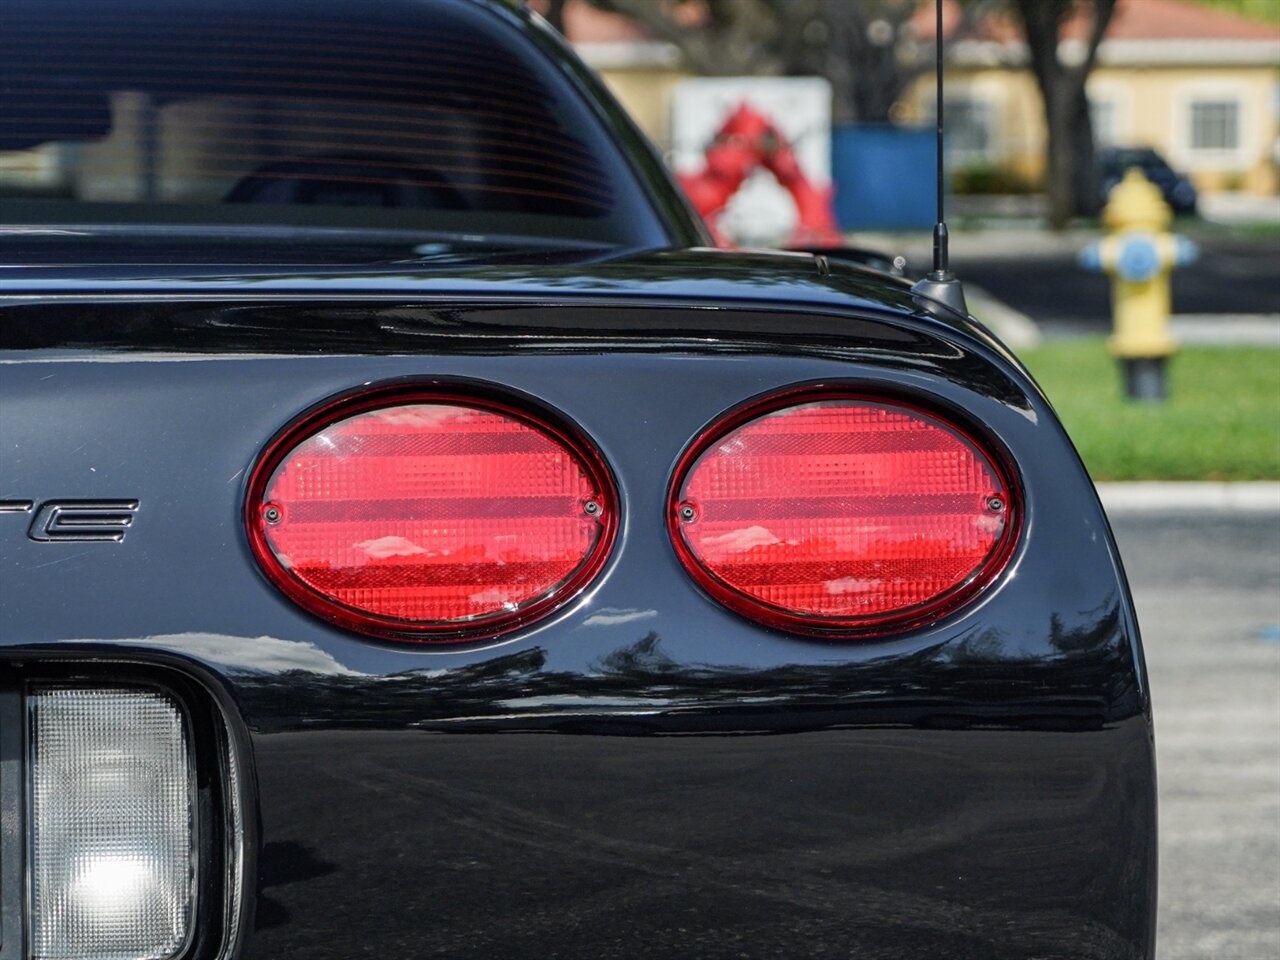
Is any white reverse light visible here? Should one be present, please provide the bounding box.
[29,686,195,960]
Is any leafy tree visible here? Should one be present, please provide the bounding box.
[1188,0,1280,24]
[545,0,1119,227]
[569,0,989,124]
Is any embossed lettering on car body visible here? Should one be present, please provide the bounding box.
[0,500,139,542]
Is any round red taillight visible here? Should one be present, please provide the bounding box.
[668,392,1017,637]
[246,390,617,641]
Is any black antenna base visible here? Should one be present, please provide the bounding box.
[912,271,969,318]
[918,2,968,320]
[913,220,968,316]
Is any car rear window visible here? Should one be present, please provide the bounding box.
[0,0,664,246]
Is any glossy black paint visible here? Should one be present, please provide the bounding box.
[0,0,1152,952]
[0,250,1154,958]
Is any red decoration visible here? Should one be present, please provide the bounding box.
[676,103,842,247]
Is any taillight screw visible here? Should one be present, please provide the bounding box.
[987,496,1005,512]
[583,500,601,517]
[264,505,282,524]
[678,503,697,523]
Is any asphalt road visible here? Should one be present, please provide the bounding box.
[954,233,1280,334]
[1109,508,1280,959]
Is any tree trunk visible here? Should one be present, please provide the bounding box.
[1043,69,1107,226]
[1042,79,1077,228]
[1070,93,1101,216]
[1015,0,1115,229]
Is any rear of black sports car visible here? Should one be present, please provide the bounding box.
[0,1,1155,959]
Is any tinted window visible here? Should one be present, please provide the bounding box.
[0,0,666,246]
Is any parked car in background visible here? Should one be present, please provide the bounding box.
[0,1,1155,958]
[1098,146,1199,214]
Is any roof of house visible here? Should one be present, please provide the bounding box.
[1091,0,1278,41]
[914,0,1278,42]
[918,0,1278,65]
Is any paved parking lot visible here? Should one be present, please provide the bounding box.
[1109,507,1280,959]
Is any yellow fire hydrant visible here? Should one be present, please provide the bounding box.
[1080,168,1198,401]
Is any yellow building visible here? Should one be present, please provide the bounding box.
[906,0,1280,195]
[559,0,1280,196]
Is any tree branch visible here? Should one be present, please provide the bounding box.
[1080,0,1118,75]
[545,0,568,34]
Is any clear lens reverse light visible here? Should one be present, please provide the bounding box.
[29,686,195,960]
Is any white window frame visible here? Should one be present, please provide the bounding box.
[1086,78,1131,149]
[1172,79,1252,171]
[927,81,1005,168]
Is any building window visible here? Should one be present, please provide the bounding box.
[940,97,996,165]
[1189,99,1240,152]
[1090,99,1118,147]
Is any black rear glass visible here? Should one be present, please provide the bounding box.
[0,0,662,246]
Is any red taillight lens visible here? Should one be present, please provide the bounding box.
[247,391,616,641]
[668,392,1017,636]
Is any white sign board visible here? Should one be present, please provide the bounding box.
[672,76,832,245]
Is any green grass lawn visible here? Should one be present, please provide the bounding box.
[1018,339,1280,481]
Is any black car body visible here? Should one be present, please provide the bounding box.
[0,2,1154,958]
[1098,147,1198,215]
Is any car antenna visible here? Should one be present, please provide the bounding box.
[911,0,968,316]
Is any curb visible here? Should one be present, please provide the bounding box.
[1096,482,1280,513]
[1170,314,1280,348]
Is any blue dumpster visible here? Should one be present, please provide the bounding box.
[832,124,937,231]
